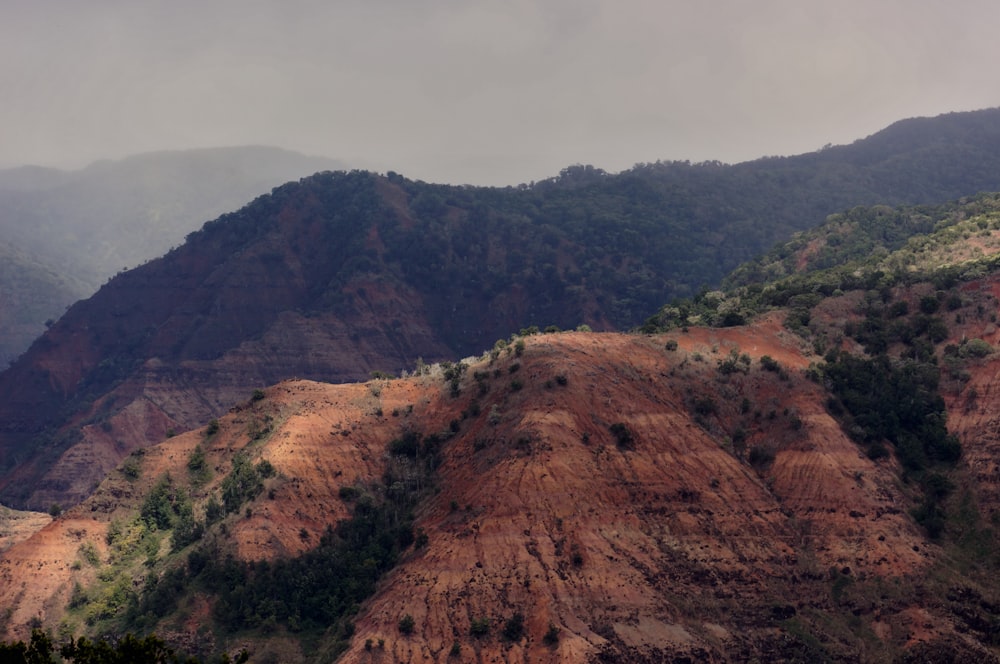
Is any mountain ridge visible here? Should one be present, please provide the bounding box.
[7,187,1000,660]
[11,106,1000,508]
[0,146,346,366]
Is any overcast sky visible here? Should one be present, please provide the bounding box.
[3,0,999,185]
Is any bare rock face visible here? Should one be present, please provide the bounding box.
[3,331,995,661]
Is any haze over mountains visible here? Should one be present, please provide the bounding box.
[0,146,345,366]
[6,108,1000,661]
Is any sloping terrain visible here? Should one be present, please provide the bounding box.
[0,505,49,554]
[0,146,344,365]
[8,110,1000,661]
[2,325,998,662]
[11,109,1000,510]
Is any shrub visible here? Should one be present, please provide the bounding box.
[121,457,141,481]
[78,541,100,567]
[609,422,634,448]
[502,612,525,641]
[748,446,775,469]
[220,455,270,513]
[470,617,490,637]
[257,459,276,478]
[398,614,415,635]
[919,294,940,314]
[389,431,422,458]
[543,623,560,646]
[186,445,208,483]
[68,582,89,609]
[141,476,177,530]
[665,339,678,351]
[693,396,717,416]
[338,486,360,501]
[759,355,781,372]
[961,338,992,358]
[171,499,204,552]
[717,349,749,375]
[205,495,224,525]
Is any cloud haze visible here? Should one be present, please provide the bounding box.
[2,0,999,184]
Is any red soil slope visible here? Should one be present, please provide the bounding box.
[1,330,993,661]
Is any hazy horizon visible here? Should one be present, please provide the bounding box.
[4,1,999,185]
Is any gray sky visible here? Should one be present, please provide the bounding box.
[3,0,999,185]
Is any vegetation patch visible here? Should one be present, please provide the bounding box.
[116,427,441,658]
[609,422,634,449]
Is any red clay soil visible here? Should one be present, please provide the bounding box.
[1,329,990,661]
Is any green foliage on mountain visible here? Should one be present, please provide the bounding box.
[81,430,442,661]
[378,108,1000,336]
[645,192,1000,544]
[644,192,1000,332]
[726,193,1000,291]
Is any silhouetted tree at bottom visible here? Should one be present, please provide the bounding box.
[0,629,247,664]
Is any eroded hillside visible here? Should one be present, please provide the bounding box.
[3,329,996,662]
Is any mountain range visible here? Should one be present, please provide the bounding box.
[4,109,1000,661]
[8,110,1000,511]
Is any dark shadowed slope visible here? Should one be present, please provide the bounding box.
[0,146,345,365]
